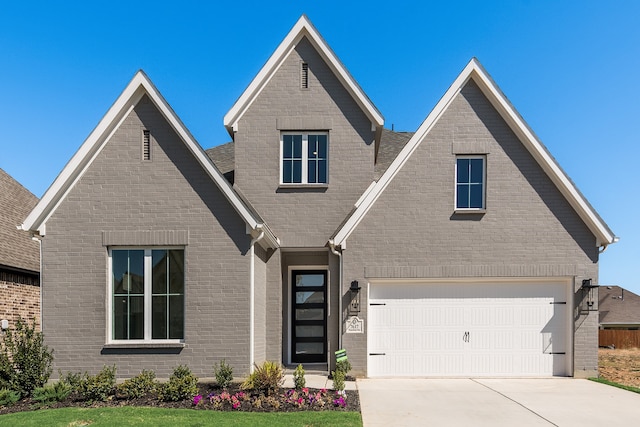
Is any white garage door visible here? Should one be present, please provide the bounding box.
[368,281,569,377]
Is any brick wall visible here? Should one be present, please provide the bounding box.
[342,79,600,377]
[0,278,40,331]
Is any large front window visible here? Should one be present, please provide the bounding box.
[111,249,184,341]
[281,132,328,184]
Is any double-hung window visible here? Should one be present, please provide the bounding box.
[281,132,328,184]
[455,156,485,210]
[110,248,184,342]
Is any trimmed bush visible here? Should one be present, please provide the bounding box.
[335,359,352,376]
[158,365,198,402]
[332,369,345,392]
[213,359,234,389]
[0,317,53,396]
[241,361,284,395]
[31,381,71,406]
[117,370,157,399]
[0,388,20,406]
[77,365,117,402]
[293,364,306,390]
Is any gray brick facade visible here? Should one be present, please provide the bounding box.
[28,17,612,381]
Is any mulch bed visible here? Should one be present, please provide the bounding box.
[0,383,360,415]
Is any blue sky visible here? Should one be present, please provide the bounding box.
[1,1,637,293]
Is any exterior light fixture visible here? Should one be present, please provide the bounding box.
[581,278,598,312]
[349,280,361,313]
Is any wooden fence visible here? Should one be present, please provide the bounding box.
[599,329,640,349]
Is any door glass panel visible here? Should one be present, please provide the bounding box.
[296,291,324,304]
[296,325,324,337]
[296,342,324,355]
[296,308,324,321]
[295,274,325,287]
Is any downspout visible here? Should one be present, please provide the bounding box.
[249,226,265,374]
[328,240,343,351]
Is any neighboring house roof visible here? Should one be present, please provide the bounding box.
[223,14,384,138]
[21,71,279,248]
[0,168,39,273]
[205,129,414,184]
[599,286,640,326]
[331,58,618,249]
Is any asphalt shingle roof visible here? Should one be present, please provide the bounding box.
[0,168,39,273]
[599,285,640,325]
[204,128,413,185]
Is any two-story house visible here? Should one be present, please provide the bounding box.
[22,15,616,379]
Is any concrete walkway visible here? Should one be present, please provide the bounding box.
[282,373,356,390]
[357,378,640,426]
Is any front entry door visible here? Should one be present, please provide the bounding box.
[291,270,327,363]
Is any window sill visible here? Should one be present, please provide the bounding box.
[453,209,486,214]
[103,342,185,350]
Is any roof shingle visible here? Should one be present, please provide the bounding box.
[0,169,39,273]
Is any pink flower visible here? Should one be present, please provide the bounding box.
[193,394,203,406]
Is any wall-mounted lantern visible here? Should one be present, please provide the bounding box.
[580,279,598,313]
[349,280,361,314]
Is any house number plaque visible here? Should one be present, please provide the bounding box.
[345,316,364,334]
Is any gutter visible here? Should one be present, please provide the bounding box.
[328,240,342,352]
[249,226,265,374]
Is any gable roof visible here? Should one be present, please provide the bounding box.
[223,14,384,136]
[0,169,39,273]
[21,71,279,248]
[599,286,640,326]
[331,58,617,249]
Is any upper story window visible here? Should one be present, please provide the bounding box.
[281,132,328,185]
[109,248,184,342]
[455,156,485,210]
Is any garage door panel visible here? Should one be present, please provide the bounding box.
[368,281,568,377]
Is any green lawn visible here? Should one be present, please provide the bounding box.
[588,377,640,394]
[0,407,362,427]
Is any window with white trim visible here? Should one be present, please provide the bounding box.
[110,248,184,342]
[455,156,485,210]
[281,132,328,184]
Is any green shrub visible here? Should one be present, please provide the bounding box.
[78,365,117,401]
[31,381,71,406]
[293,364,305,390]
[241,361,284,395]
[117,370,157,399]
[332,369,345,392]
[158,365,198,402]
[336,359,352,376]
[0,318,53,396]
[59,370,84,392]
[213,359,234,389]
[0,388,20,406]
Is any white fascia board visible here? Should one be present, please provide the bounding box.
[22,75,148,233]
[332,62,470,247]
[333,58,616,247]
[23,71,279,247]
[467,59,616,245]
[223,15,383,133]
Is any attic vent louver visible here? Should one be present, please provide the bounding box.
[143,130,151,161]
[301,62,309,89]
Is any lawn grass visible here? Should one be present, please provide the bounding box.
[588,377,640,394]
[0,406,362,427]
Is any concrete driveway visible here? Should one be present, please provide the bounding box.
[357,378,640,426]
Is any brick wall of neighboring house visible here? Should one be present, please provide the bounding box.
[0,274,40,331]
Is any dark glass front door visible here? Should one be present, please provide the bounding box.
[291,270,327,363]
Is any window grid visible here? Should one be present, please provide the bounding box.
[456,156,485,209]
[281,133,328,184]
[110,248,184,343]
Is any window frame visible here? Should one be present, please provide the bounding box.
[280,132,329,186]
[106,247,185,345]
[454,155,486,211]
